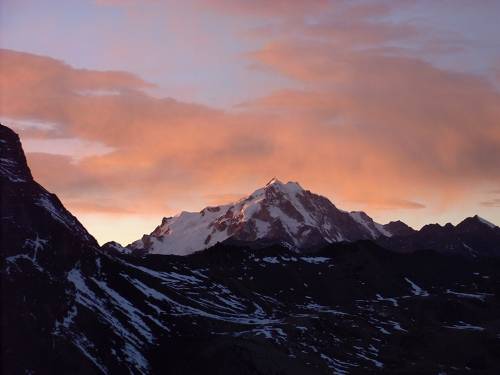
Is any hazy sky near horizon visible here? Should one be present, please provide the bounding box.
[1,0,500,244]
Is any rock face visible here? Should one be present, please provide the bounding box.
[378,215,500,257]
[129,178,398,255]
[2,123,500,374]
[1,125,97,261]
[1,124,101,373]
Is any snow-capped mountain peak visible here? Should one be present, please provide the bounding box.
[129,179,397,255]
[250,177,303,199]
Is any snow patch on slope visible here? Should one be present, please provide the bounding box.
[0,157,26,182]
[404,277,429,297]
[350,211,391,238]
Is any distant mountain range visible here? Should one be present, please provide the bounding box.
[378,215,500,257]
[127,178,498,257]
[2,123,500,374]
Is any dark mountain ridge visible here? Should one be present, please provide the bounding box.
[378,215,500,257]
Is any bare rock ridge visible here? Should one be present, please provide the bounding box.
[1,124,98,261]
[378,214,500,257]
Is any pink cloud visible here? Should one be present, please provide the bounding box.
[1,9,499,224]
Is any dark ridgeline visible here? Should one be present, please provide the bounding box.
[378,215,500,257]
[1,124,103,373]
[1,123,500,374]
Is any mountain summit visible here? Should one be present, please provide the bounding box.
[129,178,399,255]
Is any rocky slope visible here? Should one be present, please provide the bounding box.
[1,124,101,373]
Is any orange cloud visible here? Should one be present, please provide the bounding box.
[245,39,500,188]
[1,27,499,230]
[481,198,500,208]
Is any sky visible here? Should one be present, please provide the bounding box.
[1,0,499,245]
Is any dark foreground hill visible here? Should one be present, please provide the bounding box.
[2,124,500,374]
